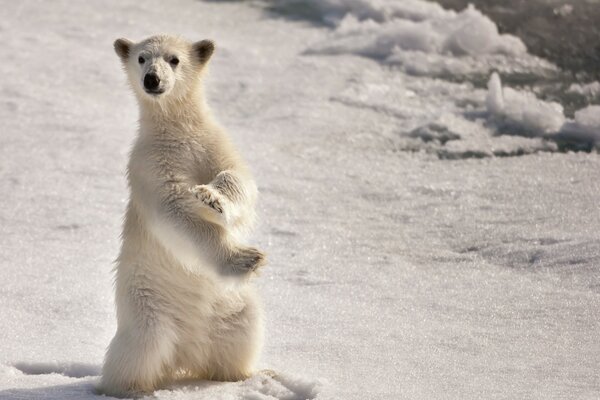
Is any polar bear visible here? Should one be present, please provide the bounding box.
[99,35,266,397]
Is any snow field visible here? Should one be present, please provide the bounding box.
[0,0,599,399]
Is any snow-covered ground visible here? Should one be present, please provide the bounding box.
[1,0,599,399]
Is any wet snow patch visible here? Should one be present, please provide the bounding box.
[390,107,559,159]
[401,115,559,159]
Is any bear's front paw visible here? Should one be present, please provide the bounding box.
[229,246,267,276]
[191,184,224,214]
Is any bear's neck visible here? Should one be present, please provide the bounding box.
[138,90,212,133]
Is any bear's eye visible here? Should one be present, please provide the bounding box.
[138,56,145,64]
[169,57,180,67]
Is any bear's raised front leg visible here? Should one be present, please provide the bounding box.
[222,245,266,277]
[150,172,264,277]
[190,170,265,275]
[190,170,256,227]
[191,184,226,219]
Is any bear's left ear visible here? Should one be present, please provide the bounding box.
[192,40,215,65]
[114,38,134,62]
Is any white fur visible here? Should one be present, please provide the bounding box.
[99,35,264,397]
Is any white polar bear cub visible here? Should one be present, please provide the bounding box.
[99,35,266,397]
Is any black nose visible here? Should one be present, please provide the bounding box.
[144,73,160,90]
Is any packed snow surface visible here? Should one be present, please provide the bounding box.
[1,0,599,399]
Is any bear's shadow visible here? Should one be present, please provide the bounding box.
[0,381,105,400]
[2,362,108,400]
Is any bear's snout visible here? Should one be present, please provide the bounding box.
[144,73,161,92]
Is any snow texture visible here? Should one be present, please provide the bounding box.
[1,0,600,399]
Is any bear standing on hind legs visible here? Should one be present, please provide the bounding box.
[99,35,266,397]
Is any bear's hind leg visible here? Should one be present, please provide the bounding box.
[99,321,177,397]
[207,291,263,381]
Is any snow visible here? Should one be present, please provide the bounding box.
[1,0,600,399]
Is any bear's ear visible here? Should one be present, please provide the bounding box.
[192,40,215,65]
[114,38,134,62]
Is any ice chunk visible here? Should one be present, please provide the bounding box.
[486,72,565,135]
[487,74,600,144]
[442,5,526,56]
[486,72,504,114]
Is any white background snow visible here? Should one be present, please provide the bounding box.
[1,0,599,399]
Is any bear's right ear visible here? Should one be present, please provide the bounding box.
[192,40,215,65]
[114,38,134,62]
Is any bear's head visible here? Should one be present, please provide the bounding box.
[113,35,214,102]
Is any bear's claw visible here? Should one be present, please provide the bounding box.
[191,184,224,214]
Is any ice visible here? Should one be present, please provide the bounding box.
[486,73,600,145]
[486,71,504,114]
[486,72,565,135]
[441,6,526,56]
[1,0,600,399]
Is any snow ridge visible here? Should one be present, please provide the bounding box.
[276,0,554,79]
